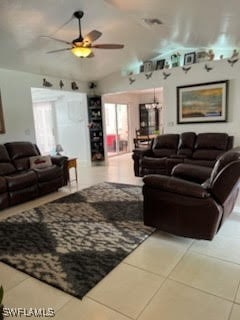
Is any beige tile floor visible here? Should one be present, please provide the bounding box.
[1,153,240,320]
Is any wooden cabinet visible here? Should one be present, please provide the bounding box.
[87,96,105,161]
[139,104,159,135]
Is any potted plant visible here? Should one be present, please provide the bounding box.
[0,285,3,320]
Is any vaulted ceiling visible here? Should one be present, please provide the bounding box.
[0,0,239,81]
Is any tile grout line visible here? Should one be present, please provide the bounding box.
[227,303,235,320]
[190,248,240,266]
[168,277,237,304]
[2,275,30,294]
[86,296,135,320]
[136,277,169,320]
[136,236,240,319]
[135,240,195,319]
[233,278,240,303]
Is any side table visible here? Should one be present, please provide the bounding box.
[67,157,78,184]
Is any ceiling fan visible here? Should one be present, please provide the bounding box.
[43,11,124,58]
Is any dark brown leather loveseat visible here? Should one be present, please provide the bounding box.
[132,132,233,177]
[0,141,68,209]
[143,148,240,240]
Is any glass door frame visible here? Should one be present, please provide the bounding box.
[104,103,129,157]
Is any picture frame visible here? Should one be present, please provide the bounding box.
[196,50,208,63]
[177,80,229,124]
[0,92,5,134]
[139,64,144,73]
[184,52,196,65]
[171,53,180,67]
[155,59,165,70]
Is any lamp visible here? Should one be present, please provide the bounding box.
[71,47,92,58]
[145,88,162,110]
[56,144,63,156]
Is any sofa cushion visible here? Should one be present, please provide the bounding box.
[30,155,52,169]
[5,142,40,171]
[152,149,177,158]
[142,157,167,169]
[33,165,62,182]
[153,134,179,150]
[5,142,39,160]
[177,132,196,157]
[194,133,229,150]
[6,171,38,191]
[0,144,16,175]
[0,163,16,175]
[172,163,212,184]
[192,149,225,160]
[152,134,179,157]
[184,158,216,168]
[0,177,7,193]
[0,145,11,162]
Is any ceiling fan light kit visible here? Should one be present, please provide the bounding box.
[71,46,92,58]
[45,10,124,58]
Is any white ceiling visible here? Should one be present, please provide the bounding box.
[0,0,240,82]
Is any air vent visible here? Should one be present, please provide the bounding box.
[143,18,163,26]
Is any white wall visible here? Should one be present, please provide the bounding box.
[99,59,240,146]
[54,92,91,165]
[0,68,88,143]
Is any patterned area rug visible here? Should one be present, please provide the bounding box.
[0,182,154,299]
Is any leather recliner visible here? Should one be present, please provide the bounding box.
[142,148,240,240]
[0,142,68,209]
[133,132,234,177]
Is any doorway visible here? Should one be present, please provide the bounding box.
[31,88,91,165]
[32,101,56,154]
[104,103,129,157]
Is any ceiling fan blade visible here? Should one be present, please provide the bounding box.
[84,30,102,44]
[92,44,124,49]
[86,52,95,58]
[40,36,72,45]
[46,48,71,54]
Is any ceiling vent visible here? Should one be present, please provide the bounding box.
[143,18,163,26]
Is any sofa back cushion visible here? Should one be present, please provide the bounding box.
[0,144,16,175]
[152,134,179,157]
[177,132,196,157]
[5,142,40,171]
[192,133,229,160]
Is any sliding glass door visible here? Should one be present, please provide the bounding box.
[104,103,129,157]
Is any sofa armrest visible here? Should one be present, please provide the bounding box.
[132,148,152,158]
[51,156,68,167]
[171,163,212,184]
[51,156,68,186]
[143,175,210,199]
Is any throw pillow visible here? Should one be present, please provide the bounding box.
[30,155,52,169]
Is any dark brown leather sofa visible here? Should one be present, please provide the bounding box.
[132,132,233,177]
[0,142,68,209]
[143,148,240,240]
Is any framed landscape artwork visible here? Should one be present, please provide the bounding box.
[177,80,229,124]
[0,92,5,133]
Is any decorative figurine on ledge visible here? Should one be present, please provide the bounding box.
[207,49,215,61]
